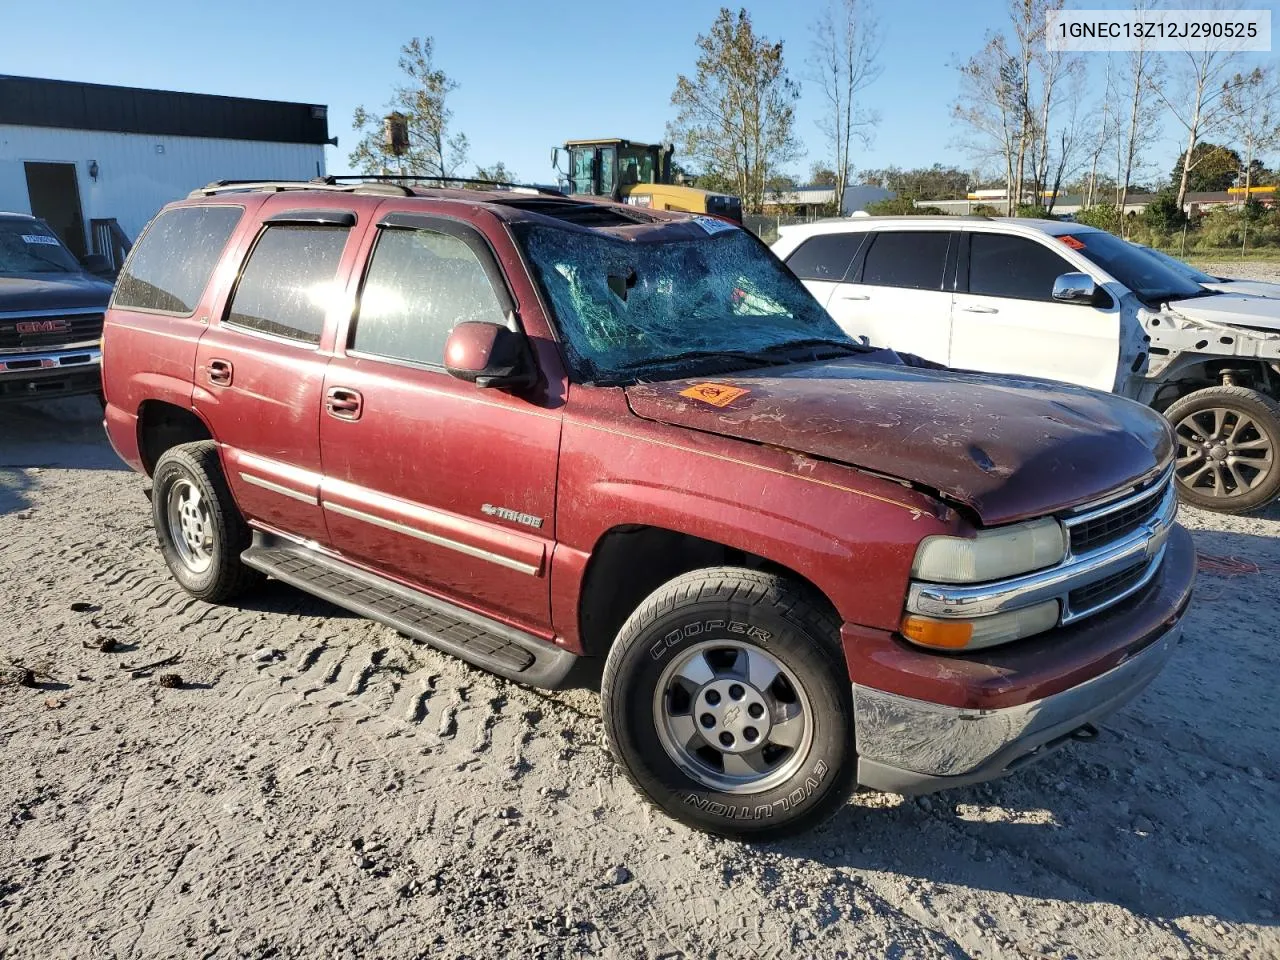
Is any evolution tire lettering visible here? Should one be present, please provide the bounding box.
[648,619,772,661]
[682,760,829,820]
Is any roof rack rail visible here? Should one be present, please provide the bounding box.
[318,174,565,196]
[188,176,567,200]
[188,179,416,198]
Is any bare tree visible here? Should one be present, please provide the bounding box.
[1114,2,1164,226]
[349,38,469,178]
[1151,1,1249,210]
[669,8,801,214]
[1083,58,1121,208]
[808,0,882,214]
[953,35,1021,213]
[1222,67,1280,199]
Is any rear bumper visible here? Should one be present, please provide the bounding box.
[0,347,101,402]
[849,523,1195,794]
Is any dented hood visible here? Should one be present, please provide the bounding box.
[625,359,1173,526]
[1164,293,1280,332]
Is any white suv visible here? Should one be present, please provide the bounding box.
[772,216,1280,513]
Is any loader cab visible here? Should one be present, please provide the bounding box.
[562,139,671,197]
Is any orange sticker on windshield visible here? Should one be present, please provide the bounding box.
[679,383,750,407]
[1059,235,1086,250]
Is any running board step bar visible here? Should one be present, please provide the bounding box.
[241,532,577,689]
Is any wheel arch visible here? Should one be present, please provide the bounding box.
[136,400,215,476]
[577,523,841,659]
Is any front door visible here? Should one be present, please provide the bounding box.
[194,208,362,545]
[24,162,86,259]
[824,229,954,364]
[948,231,1120,391]
[319,214,561,633]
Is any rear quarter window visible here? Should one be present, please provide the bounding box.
[112,206,243,315]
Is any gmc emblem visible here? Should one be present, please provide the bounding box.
[15,319,71,334]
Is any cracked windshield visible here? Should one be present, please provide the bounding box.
[515,222,852,382]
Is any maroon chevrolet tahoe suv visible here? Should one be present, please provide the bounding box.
[101,179,1195,838]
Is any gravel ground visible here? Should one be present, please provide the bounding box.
[1186,260,1280,284]
[1,398,1278,960]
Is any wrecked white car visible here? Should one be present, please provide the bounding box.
[772,217,1280,513]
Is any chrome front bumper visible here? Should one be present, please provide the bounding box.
[853,620,1182,795]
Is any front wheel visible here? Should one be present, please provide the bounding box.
[601,568,856,839]
[1166,386,1280,514]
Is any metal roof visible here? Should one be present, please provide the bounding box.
[0,75,333,146]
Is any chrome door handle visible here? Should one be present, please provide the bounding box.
[840,294,870,301]
[325,387,363,421]
[961,305,999,314]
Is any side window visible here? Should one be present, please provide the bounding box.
[969,233,1076,301]
[784,233,865,282]
[225,224,349,344]
[113,206,243,315]
[351,227,506,366]
[860,231,950,291]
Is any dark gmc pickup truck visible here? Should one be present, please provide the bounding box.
[0,213,111,403]
[101,181,1195,839]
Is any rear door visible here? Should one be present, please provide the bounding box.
[779,231,867,310]
[948,231,1119,391]
[824,229,954,363]
[318,211,561,633]
[193,204,364,544]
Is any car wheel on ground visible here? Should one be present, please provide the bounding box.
[151,441,263,602]
[1166,385,1280,514]
[601,567,856,839]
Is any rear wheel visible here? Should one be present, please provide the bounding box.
[1166,386,1280,514]
[601,567,855,839]
[152,441,262,602]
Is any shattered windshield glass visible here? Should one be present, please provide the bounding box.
[514,221,851,383]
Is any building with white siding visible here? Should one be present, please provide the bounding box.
[0,76,332,266]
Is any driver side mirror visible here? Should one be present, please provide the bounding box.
[444,321,537,390]
[1052,272,1107,307]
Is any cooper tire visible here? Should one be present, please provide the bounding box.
[151,441,262,603]
[601,567,855,839]
[1166,386,1280,514]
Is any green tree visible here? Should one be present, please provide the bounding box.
[473,162,517,186]
[858,164,972,201]
[864,197,942,215]
[808,164,839,186]
[668,8,801,214]
[349,38,469,178]
[1143,192,1187,232]
[1169,142,1241,193]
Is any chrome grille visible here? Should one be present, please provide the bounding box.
[1067,475,1168,556]
[0,312,104,350]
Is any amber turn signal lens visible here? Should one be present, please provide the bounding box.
[900,615,974,649]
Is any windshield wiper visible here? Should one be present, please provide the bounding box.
[613,348,790,373]
[759,337,875,357]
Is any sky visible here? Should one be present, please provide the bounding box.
[2,0,1277,188]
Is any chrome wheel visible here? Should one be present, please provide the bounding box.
[653,639,813,795]
[1174,407,1275,500]
[166,478,214,574]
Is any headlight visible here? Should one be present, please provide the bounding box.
[911,517,1067,584]
[901,600,1060,651]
